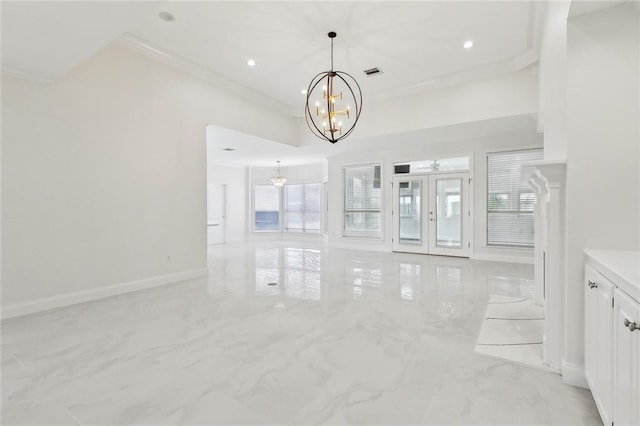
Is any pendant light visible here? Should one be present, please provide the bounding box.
[270,160,287,187]
[305,32,362,144]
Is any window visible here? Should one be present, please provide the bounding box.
[487,149,543,246]
[284,183,321,233]
[254,185,280,231]
[394,156,470,174]
[344,164,382,238]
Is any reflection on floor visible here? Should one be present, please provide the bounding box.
[1,240,598,425]
[475,295,548,372]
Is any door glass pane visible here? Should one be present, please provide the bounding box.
[399,181,421,244]
[436,178,462,248]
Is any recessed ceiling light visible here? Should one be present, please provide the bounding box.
[247,59,256,67]
[158,11,175,22]
[301,89,307,95]
[463,40,474,49]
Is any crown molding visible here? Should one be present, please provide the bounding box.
[1,65,55,84]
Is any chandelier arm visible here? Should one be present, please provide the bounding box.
[327,74,333,136]
[330,72,363,142]
[334,71,363,120]
[305,72,334,143]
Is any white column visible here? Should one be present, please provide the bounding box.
[523,161,566,372]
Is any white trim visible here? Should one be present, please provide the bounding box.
[1,268,208,320]
[562,359,588,389]
[1,66,54,84]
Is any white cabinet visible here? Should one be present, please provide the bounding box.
[584,265,615,425]
[584,251,640,426]
[612,288,640,426]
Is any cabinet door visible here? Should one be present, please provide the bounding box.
[613,288,640,426]
[584,265,615,425]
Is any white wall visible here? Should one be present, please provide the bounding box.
[326,129,543,261]
[1,43,296,308]
[206,163,247,243]
[297,68,539,147]
[563,4,640,372]
[537,0,570,160]
[250,162,327,186]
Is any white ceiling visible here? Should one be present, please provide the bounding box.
[2,1,546,167]
[128,1,542,115]
[1,1,161,82]
[2,1,543,113]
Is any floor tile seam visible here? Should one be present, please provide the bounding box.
[475,342,543,346]
[483,317,545,321]
[11,353,34,377]
[64,406,83,426]
[487,299,528,304]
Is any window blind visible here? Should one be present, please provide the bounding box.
[344,164,382,237]
[254,185,280,231]
[487,149,543,246]
[284,183,321,232]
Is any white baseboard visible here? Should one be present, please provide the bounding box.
[562,359,589,389]
[471,253,534,264]
[1,268,208,320]
[329,240,390,253]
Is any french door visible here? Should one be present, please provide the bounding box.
[392,173,470,257]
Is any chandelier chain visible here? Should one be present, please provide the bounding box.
[330,37,334,71]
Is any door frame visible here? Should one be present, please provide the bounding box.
[207,183,227,245]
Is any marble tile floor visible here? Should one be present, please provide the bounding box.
[1,240,599,425]
[475,296,547,372]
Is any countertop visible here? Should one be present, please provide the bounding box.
[584,249,640,302]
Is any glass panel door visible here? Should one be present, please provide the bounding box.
[399,181,421,244]
[435,178,462,248]
[428,173,469,257]
[392,177,428,254]
[393,173,469,257]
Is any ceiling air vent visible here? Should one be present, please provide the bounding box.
[364,67,382,76]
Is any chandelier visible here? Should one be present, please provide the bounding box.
[270,161,287,187]
[305,32,362,144]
